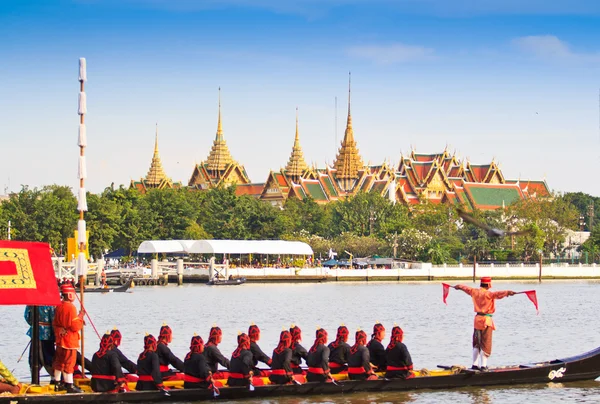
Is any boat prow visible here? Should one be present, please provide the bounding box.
[2,345,600,403]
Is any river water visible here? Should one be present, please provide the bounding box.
[1,280,599,403]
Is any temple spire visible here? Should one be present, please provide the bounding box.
[216,87,223,140]
[206,87,234,174]
[285,107,308,181]
[145,123,170,186]
[333,72,363,191]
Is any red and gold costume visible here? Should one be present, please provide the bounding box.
[455,277,515,369]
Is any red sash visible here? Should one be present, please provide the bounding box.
[329,362,343,368]
[307,367,325,374]
[348,367,366,374]
[228,372,249,379]
[159,365,170,372]
[92,374,116,380]
[137,375,154,382]
[387,365,413,371]
[270,369,292,376]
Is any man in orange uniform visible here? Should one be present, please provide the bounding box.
[454,277,515,371]
[52,282,85,393]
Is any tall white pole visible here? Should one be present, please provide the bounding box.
[77,57,88,372]
[7,220,10,240]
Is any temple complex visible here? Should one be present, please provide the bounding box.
[130,125,181,193]
[130,80,550,210]
[188,88,251,190]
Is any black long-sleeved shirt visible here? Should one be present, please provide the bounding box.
[203,343,230,373]
[328,341,351,366]
[91,350,124,392]
[306,344,330,372]
[183,352,211,389]
[348,345,372,374]
[367,339,386,370]
[114,347,137,374]
[157,342,185,377]
[290,342,307,367]
[136,351,162,391]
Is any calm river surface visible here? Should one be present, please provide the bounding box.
[2,280,600,403]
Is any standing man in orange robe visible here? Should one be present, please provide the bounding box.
[454,277,515,371]
[52,282,85,393]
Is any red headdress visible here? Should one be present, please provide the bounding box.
[110,329,122,347]
[371,323,385,342]
[97,333,114,358]
[350,330,367,355]
[208,326,222,345]
[309,328,328,353]
[159,325,172,344]
[185,335,204,360]
[139,334,157,360]
[480,277,492,287]
[290,325,302,348]
[248,324,260,342]
[232,333,250,358]
[330,325,349,349]
[387,325,404,350]
[274,330,292,354]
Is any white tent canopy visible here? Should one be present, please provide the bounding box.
[137,239,313,256]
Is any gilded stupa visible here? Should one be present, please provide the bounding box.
[284,108,309,182]
[188,88,250,189]
[130,124,181,192]
[333,73,364,192]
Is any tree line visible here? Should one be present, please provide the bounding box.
[0,184,598,264]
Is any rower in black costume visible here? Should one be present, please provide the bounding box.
[183,335,212,389]
[227,333,253,387]
[306,328,331,382]
[269,330,293,385]
[328,325,350,374]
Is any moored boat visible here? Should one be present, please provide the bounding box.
[2,345,600,403]
[206,277,246,286]
[84,278,133,293]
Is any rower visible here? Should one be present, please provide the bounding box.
[183,335,212,389]
[51,282,84,394]
[249,324,272,376]
[347,330,377,380]
[269,330,294,385]
[289,324,307,374]
[367,323,386,371]
[156,324,185,380]
[454,277,516,371]
[306,328,331,382]
[204,326,230,378]
[110,328,138,376]
[136,334,167,392]
[328,325,350,374]
[227,333,253,387]
[385,325,414,379]
[91,333,127,392]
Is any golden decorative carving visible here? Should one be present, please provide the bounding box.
[0,248,37,289]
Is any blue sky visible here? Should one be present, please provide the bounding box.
[1,0,599,196]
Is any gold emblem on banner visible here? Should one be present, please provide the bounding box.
[0,248,37,289]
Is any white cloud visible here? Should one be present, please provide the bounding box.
[512,35,600,63]
[347,43,435,64]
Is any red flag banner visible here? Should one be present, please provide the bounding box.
[0,241,61,306]
[521,290,539,314]
[442,283,451,305]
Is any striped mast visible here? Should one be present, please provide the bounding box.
[77,58,88,371]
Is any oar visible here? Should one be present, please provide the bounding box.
[11,341,31,374]
[209,376,220,397]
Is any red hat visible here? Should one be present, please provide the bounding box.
[481,277,492,284]
[248,324,260,342]
[60,283,76,294]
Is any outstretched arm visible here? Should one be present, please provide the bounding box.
[491,290,515,299]
[454,285,474,296]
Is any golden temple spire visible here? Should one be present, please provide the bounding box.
[333,72,364,191]
[216,87,223,141]
[145,123,170,186]
[206,87,234,174]
[285,107,308,181]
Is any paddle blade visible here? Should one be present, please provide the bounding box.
[442,283,451,305]
[523,290,539,314]
[249,383,255,391]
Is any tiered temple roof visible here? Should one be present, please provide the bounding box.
[188,89,251,189]
[333,74,364,192]
[284,108,309,182]
[130,125,181,193]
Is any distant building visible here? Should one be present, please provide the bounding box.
[130,79,549,210]
[130,125,181,193]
